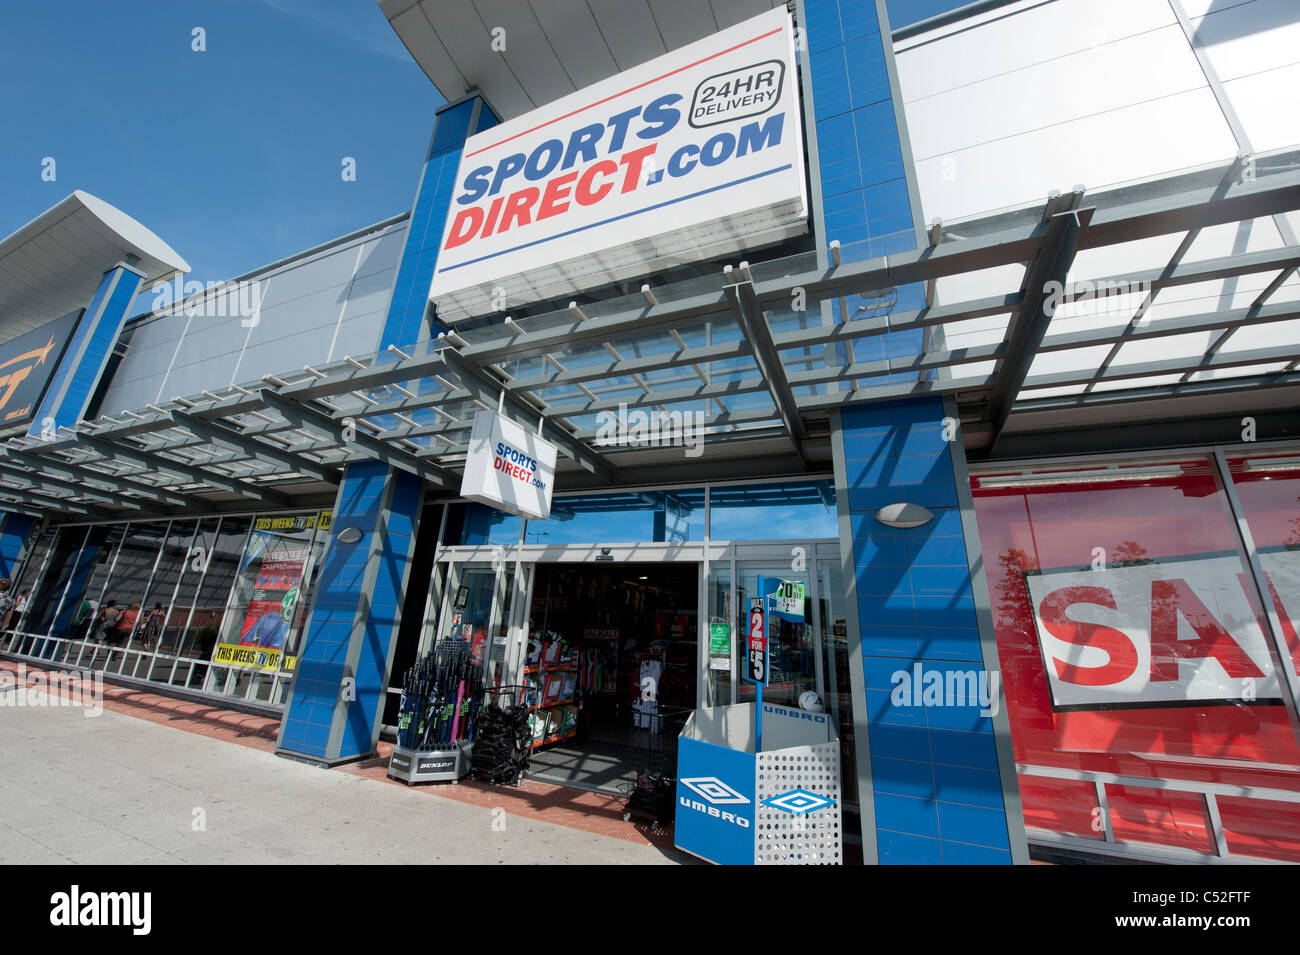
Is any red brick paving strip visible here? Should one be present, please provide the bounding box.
[1,660,678,852]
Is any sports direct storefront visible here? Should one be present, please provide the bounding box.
[6,0,1300,868]
[970,451,1300,862]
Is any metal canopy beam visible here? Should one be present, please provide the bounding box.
[0,445,194,509]
[1039,301,1300,354]
[1077,166,1300,250]
[1022,342,1300,391]
[726,280,807,453]
[439,348,615,484]
[985,208,1087,448]
[169,410,339,485]
[0,487,108,519]
[257,388,458,489]
[1008,370,1300,415]
[71,433,292,506]
[3,158,1297,527]
[0,460,147,511]
[461,290,734,367]
[0,500,44,520]
[1059,245,1300,306]
[797,372,997,412]
[738,167,1300,316]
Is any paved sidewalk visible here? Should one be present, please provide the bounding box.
[0,664,686,864]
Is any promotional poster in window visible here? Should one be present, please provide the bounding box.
[212,511,330,672]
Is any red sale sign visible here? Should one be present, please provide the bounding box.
[1026,553,1283,709]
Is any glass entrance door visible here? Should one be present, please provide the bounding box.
[707,549,825,710]
[705,546,857,807]
[432,561,516,687]
[733,558,818,709]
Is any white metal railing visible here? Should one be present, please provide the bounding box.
[0,626,291,709]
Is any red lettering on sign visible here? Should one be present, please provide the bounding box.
[576,160,619,205]
[1038,586,1139,687]
[498,187,541,234]
[1148,578,1265,682]
[538,170,579,220]
[618,144,658,193]
[445,207,483,249]
[480,195,505,238]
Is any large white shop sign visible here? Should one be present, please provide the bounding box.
[428,7,808,322]
[1025,552,1296,709]
[459,411,558,521]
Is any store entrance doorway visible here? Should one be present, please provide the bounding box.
[523,562,698,794]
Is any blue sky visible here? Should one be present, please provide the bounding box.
[0,0,442,287]
[0,0,966,289]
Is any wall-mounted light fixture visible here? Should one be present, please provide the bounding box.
[875,502,934,529]
[336,526,363,544]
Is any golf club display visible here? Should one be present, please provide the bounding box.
[388,638,485,784]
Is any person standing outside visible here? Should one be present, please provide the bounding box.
[115,602,141,645]
[94,601,121,644]
[11,588,30,634]
[139,602,165,651]
[0,579,13,634]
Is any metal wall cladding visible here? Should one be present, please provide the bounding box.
[100,223,407,413]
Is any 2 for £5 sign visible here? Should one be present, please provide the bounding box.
[1025,553,1288,709]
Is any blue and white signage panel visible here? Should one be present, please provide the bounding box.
[459,410,558,521]
[676,736,756,865]
[429,7,807,321]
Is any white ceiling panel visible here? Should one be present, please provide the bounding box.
[530,0,620,91]
[478,0,577,107]
[391,5,469,100]
[649,0,722,50]
[383,0,778,119]
[0,191,188,345]
[586,0,669,71]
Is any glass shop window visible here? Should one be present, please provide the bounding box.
[708,480,838,540]
[971,456,1300,861]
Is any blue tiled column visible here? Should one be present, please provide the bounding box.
[27,264,143,438]
[802,0,928,381]
[834,397,1027,864]
[381,93,499,349]
[277,460,424,765]
[0,512,34,579]
[376,94,500,440]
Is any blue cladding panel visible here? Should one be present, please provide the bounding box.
[806,0,923,380]
[839,392,1014,863]
[0,514,34,578]
[675,738,756,865]
[381,97,499,350]
[30,267,142,436]
[0,511,32,579]
[280,461,422,761]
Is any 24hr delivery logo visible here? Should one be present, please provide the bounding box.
[1025,552,1292,709]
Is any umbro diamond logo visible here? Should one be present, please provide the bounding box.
[680,776,749,805]
[761,788,836,815]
